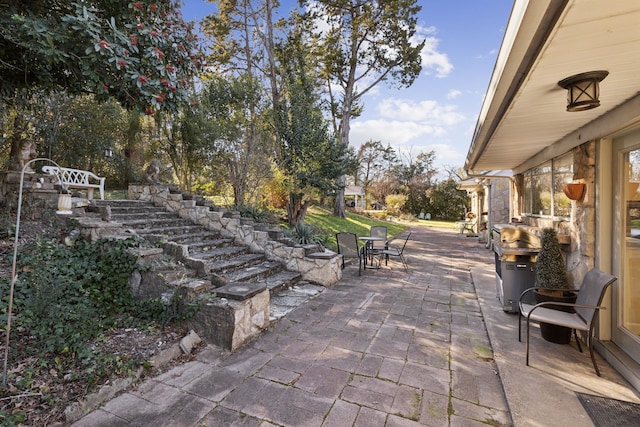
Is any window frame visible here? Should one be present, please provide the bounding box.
[522,152,573,219]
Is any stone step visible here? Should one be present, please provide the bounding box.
[133,224,206,236]
[258,270,303,294]
[143,228,212,239]
[172,278,211,298]
[206,253,266,274]
[190,246,249,262]
[159,277,211,305]
[155,266,200,284]
[116,217,194,229]
[111,208,174,216]
[269,282,325,321]
[132,262,200,300]
[95,200,164,210]
[95,199,151,207]
[225,260,283,283]
[109,211,180,221]
[171,235,228,247]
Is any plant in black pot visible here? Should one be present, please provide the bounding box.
[533,228,577,344]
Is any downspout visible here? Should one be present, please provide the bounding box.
[485,181,492,249]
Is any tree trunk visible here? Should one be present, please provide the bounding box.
[333,175,346,218]
[287,193,308,226]
[123,113,142,186]
[333,103,353,218]
[332,61,357,218]
[8,113,32,171]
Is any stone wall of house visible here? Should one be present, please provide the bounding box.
[490,178,511,225]
[566,141,596,285]
[515,141,596,287]
[128,183,342,287]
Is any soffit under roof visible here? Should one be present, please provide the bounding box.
[465,0,640,173]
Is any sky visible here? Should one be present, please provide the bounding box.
[181,0,514,174]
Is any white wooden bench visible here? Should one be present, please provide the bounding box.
[42,166,105,200]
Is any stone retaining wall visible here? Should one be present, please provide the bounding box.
[0,171,60,219]
[188,290,270,351]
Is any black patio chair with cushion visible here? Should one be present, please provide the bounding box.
[382,232,412,272]
[336,232,365,276]
[518,268,617,376]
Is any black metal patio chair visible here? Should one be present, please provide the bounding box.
[336,232,365,276]
[382,232,411,272]
[518,268,617,376]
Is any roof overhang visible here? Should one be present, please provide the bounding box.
[459,170,513,192]
[344,185,365,196]
[465,0,640,174]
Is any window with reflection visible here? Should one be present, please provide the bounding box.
[623,148,640,335]
[522,153,573,218]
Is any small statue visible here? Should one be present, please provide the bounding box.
[145,159,162,183]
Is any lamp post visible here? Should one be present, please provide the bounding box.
[2,158,67,387]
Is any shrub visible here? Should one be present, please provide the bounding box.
[236,205,277,224]
[385,194,407,216]
[288,222,328,251]
[0,237,174,361]
[534,228,569,290]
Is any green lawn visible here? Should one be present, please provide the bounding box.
[305,207,454,251]
[414,218,457,230]
[105,189,129,199]
[305,207,407,251]
[305,207,460,251]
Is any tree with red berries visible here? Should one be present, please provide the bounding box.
[0,0,204,114]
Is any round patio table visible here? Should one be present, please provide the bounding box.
[358,236,386,269]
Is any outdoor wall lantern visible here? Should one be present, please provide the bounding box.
[558,71,609,112]
[104,148,114,158]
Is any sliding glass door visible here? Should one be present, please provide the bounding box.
[613,137,640,363]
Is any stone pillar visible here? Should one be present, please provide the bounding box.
[566,141,596,284]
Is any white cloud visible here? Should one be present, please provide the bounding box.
[415,26,453,78]
[427,142,465,163]
[377,98,465,126]
[447,89,462,99]
[350,119,446,147]
[346,96,471,169]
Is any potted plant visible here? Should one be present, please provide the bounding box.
[533,228,577,344]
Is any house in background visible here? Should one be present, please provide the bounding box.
[344,185,365,210]
[465,0,640,390]
[458,170,513,244]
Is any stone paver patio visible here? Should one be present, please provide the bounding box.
[73,224,640,426]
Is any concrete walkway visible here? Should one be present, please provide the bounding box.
[73,225,639,426]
